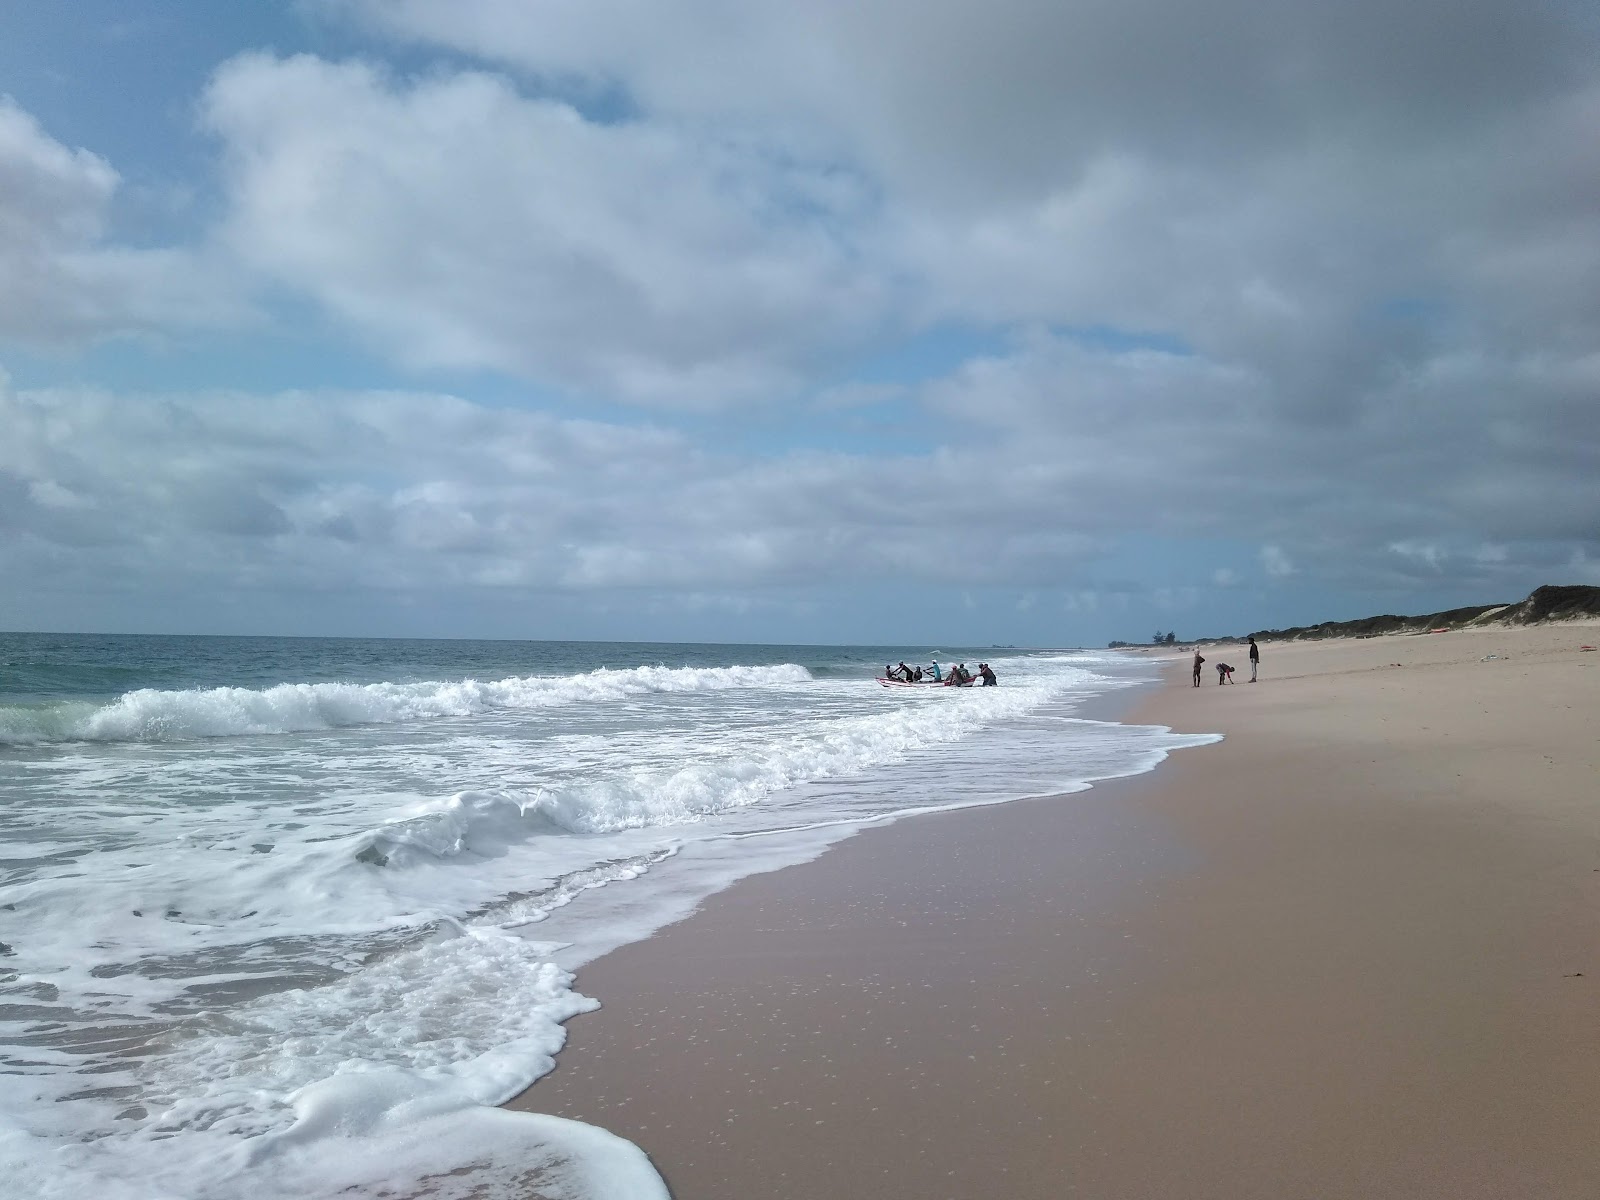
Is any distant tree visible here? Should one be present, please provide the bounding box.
[1164,631,1177,644]
[1152,629,1165,645]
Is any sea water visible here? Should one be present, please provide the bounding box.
[0,634,1215,1199]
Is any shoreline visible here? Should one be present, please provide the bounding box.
[513,622,1600,1198]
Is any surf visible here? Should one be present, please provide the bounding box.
[0,662,814,745]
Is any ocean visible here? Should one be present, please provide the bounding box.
[0,633,1214,1199]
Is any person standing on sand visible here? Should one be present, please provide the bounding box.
[1248,636,1260,682]
[1192,650,1205,687]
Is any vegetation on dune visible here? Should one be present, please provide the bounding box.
[1108,584,1600,648]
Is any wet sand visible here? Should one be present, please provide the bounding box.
[514,622,1600,1198]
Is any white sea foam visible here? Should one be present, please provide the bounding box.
[0,646,1218,1199]
[0,662,812,744]
[0,927,667,1200]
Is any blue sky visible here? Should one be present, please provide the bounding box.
[1,0,1597,645]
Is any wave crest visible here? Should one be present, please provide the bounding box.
[0,663,813,745]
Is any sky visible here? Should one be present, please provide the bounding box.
[1,0,1596,647]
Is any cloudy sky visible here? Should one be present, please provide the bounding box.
[1,0,1596,645]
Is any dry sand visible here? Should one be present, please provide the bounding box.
[514,622,1600,1199]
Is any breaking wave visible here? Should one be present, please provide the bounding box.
[0,663,813,745]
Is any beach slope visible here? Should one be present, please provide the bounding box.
[515,622,1600,1198]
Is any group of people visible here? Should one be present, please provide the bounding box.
[1191,637,1260,687]
[946,661,999,686]
[884,660,998,686]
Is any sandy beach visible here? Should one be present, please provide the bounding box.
[515,622,1600,1198]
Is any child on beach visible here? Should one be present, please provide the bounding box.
[1192,651,1205,687]
[1216,662,1236,684]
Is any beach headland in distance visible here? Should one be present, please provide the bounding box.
[513,612,1600,1199]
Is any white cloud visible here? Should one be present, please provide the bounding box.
[1260,546,1295,578]
[330,0,1600,360]
[0,375,674,594]
[1061,591,1104,614]
[0,100,236,344]
[201,53,895,407]
[339,1,1587,195]
[5,2,1599,635]
[1387,540,1445,571]
[181,4,1600,456]
[0,371,1135,615]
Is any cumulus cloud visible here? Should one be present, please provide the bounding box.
[0,371,1115,616]
[5,341,1271,642]
[331,0,1600,364]
[0,374,694,593]
[5,326,1588,632]
[339,1,1587,190]
[5,2,1599,633]
[0,99,235,344]
[214,4,1596,460]
[201,53,895,407]
[1260,546,1296,579]
[913,329,1600,589]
